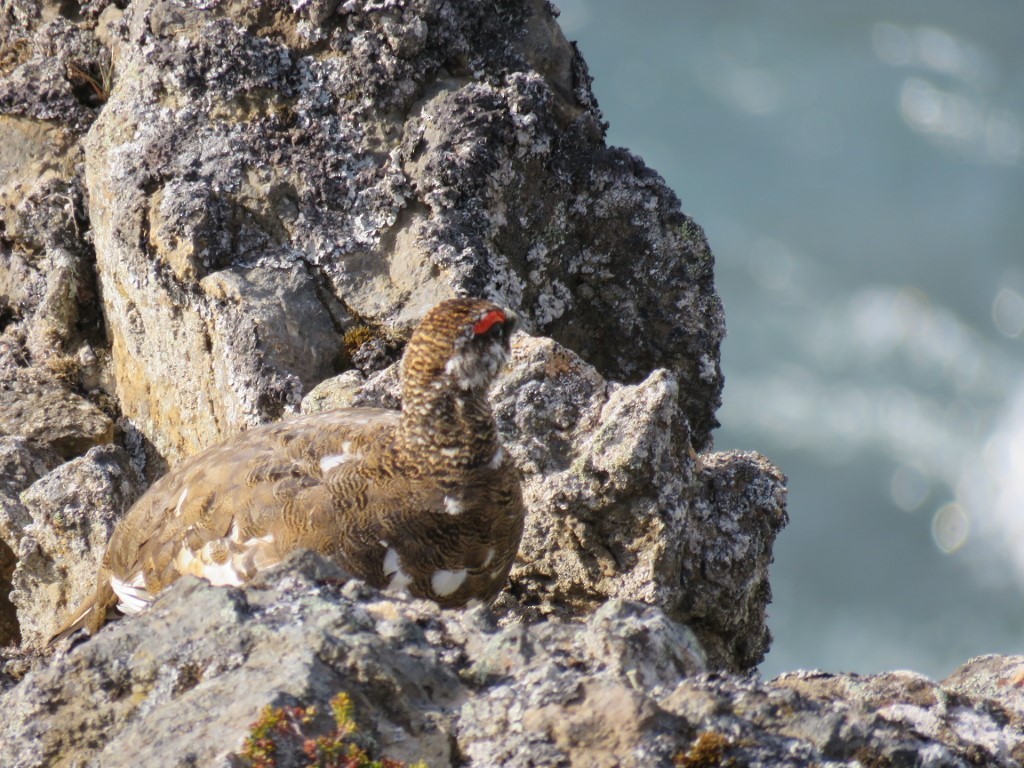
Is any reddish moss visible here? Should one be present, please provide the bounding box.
[239,693,425,768]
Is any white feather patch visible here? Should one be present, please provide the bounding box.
[174,546,198,579]
[173,488,188,517]
[171,526,276,587]
[198,561,247,587]
[110,573,153,614]
[482,547,495,568]
[431,568,467,597]
[319,451,355,473]
[383,547,413,591]
[488,447,505,469]
[443,495,464,515]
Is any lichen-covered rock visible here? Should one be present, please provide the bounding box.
[0,6,107,336]
[0,490,27,648]
[0,14,103,142]
[758,664,1024,767]
[1,554,1020,768]
[299,369,365,413]
[0,3,116,444]
[0,1,1018,765]
[0,554,699,768]
[0,368,114,459]
[0,437,61,497]
[79,0,722,464]
[1,0,743,667]
[488,335,786,671]
[8,444,142,647]
[679,451,788,671]
[0,438,61,646]
[943,653,1024,716]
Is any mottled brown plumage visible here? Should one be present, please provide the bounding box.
[51,298,523,642]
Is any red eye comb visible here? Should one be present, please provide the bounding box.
[473,310,506,336]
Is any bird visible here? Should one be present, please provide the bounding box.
[50,297,524,642]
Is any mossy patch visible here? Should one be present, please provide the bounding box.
[337,325,377,370]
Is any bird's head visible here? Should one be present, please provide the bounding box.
[401,298,518,398]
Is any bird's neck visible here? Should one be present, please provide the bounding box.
[396,385,500,471]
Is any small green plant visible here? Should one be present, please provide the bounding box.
[240,692,426,768]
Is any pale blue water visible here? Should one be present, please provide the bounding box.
[558,1,1024,678]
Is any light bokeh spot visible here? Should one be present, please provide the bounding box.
[931,502,970,553]
[992,287,1024,338]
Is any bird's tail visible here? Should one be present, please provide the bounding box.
[48,592,97,645]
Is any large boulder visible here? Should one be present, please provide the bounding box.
[492,337,785,671]
[79,0,723,463]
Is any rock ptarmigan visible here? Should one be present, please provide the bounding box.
[51,297,524,642]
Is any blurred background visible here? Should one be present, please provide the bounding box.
[555,1,1024,679]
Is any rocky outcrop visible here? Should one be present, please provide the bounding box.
[3,553,1021,768]
[0,0,1016,766]
[75,0,722,464]
[492,337,785,672]
[2,326,785,670]
[1,0,751,659]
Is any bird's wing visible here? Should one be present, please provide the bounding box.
[104,408,400,611]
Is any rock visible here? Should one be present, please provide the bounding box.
[0,553,695,767]
[756,663,1024,767]
[1,554,1020,768]
[490,335,786,671]
[8,445,142,647]
[0,437,62,497]
[679,451,788,671]
[0,13,106,127]
[76,0,722,465]
[0,0,1016,765]
[300,369,365,413]
[0,11,107,356]
[0,368,114,459]
[0,6,115,421]
[943,654,1024,716]
[0,493,26,647]
[0,438,61,646]
[0,1,930,765]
